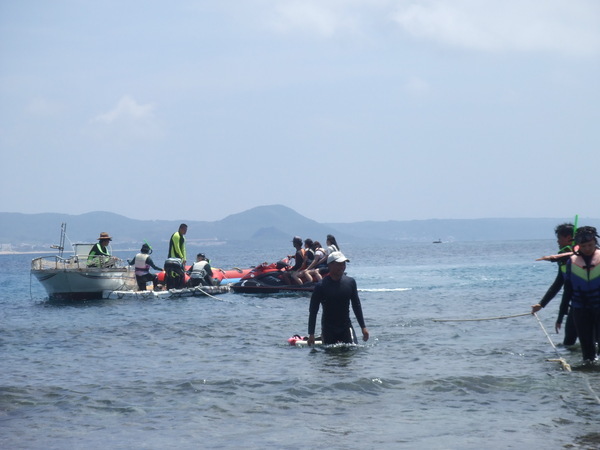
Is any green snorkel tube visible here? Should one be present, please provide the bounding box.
[144,239,154,254]
[565,214,578,253]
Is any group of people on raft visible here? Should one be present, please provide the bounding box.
[87,223,345,292]
[284,234,341,285]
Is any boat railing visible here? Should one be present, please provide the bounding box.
[31,255,130,271]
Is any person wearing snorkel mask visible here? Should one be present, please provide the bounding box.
[129,243,163,291]
[559,226,600,364]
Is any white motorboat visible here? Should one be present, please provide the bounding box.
[31,224,136,300]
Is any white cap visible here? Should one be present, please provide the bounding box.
[327,251,349,264]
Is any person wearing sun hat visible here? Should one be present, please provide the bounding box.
[307,250,369,346]
[87,232,114,267]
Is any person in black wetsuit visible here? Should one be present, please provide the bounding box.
[307,251,369,346]
[531,222,577,345]
[559,226,600,363]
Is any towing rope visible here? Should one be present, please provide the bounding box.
[533,312,571,372]
[432,312,530,322]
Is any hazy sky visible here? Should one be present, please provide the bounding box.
[1,1,599,223]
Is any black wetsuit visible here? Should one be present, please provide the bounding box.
[308,275,366,345]
[291,249,304,271]
[540,254,577,345]
[560,250,600,361]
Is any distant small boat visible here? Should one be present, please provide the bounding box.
[433,239,443,244]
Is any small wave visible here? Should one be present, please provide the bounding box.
[359,288,412,292]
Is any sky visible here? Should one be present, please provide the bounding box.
[1,0,599,224]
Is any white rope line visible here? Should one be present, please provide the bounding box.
[581,374,600,404]
[432,312,530,322]
[194,287,228,301]
[533,312,571,372]
[434,312,574,372]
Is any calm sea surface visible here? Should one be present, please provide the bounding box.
[1,240,599,449]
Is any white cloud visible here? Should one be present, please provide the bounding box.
[269,2,348,37]
[266,0,390,37]
[93,95,155,124]
[258,0,600,55]
[391,0,600,56]
[86,95,163,143]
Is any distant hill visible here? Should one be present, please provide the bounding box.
[0,205,339,251]
[0,206,597,252]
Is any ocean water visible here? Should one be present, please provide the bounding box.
[2,240,599,449]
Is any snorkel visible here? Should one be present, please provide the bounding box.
[144,240,153,255]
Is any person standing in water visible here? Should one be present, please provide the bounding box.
[531,222,577,345]
[559,226,600,364]
[307,251,369,346]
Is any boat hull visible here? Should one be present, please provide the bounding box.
[32,268,137,300]
[231,281,315,294]
[230,260,318,294]
[155,267,253,286]
[31,253,136,300]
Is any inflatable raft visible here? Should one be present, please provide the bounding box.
[103,284,231,300]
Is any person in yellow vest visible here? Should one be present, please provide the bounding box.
[87,232,114,267]
[165,224,187,289]
[168,223,187,264]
